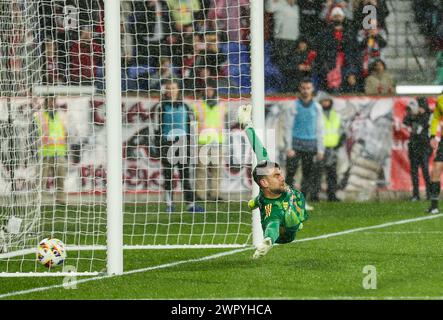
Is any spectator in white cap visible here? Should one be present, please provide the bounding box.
[321,0,353,22]
[315,0,358,92]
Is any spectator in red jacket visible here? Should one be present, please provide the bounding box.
[69,26,103,85]
[315,6,359,92]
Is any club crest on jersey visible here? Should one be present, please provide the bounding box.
[264,204,272,217]
[282,202,288,210]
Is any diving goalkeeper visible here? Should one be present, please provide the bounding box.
[237,105,309,259]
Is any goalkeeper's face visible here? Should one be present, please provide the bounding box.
[260,167,286,195]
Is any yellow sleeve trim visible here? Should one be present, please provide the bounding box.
[430,95,443,136]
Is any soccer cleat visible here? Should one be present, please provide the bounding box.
[166,205,175,213]
[252,237,273,259]
[305,203,314,211]
[188,204,205,213]
[328,195,341,202]
[426,207,440,215]
[237,104,253,129]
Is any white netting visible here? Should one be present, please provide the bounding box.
[0,0,45,270]
[0,0,255,275]
[119,0,252,247]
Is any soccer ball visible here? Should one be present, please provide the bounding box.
[36,238,67,268]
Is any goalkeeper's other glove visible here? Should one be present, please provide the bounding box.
[237,104,253,129]
[252,237,273,259]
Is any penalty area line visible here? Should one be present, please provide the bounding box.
[0,213,441,299]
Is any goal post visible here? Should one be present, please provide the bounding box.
[105,0,123,277]
[0,0,265,277]
[250,0,265,249]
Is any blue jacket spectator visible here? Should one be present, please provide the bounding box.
[152,79,204,213]
[284,78,325,201]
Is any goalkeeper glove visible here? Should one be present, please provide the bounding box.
[237,104,253,129]
[248,199,258,210]
[252,237,273,259]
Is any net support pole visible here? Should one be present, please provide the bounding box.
[250,0,265,248]
[105,0,123,275]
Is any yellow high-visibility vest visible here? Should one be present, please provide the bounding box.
[323,109,341,148]
[35,111,67,157]
[194,101,225,145]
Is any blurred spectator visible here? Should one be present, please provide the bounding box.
[121,20,134,67]
[312,91,346,202]
[69,26,103,85]
[413,0,441,45]
[353,0,389,32]
[74,0,104,34]
[436,22,443,51]
[364,59,394,95]
[42,39,66,85]
[340,69,364,93]
[193,66,212,95]
[298,0,324,44]
[195,32,227,78]
[127,0,170,66]
[321,0,354,22]
[266,0,300,91]
[357,19,387,77]
[166,0,201,32]
[179,31,199,89]
[208,0,250,42]
[403,97,432,201]
[39,1,65,39]
[284,78,324,201]
[316,6,359,93]
[152,79,204,213]
[194,80,227,201]
[435,49,443,84]
[283,38,317,92]
[149,57,179,90]
[36,96,68,205]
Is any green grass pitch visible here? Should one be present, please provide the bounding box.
[0,200,442,299]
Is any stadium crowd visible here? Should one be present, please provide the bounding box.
[37,0,439,95]
[413,0,443,85]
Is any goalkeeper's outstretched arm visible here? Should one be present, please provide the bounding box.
[237,104,269,162]
[238,104,275,259]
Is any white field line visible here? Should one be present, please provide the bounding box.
[362,231,443,234]
[213,296,443,300]
[0,213,441,299]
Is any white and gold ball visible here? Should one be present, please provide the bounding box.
[36,238,67,268]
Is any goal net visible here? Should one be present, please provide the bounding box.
[0,0,259,276]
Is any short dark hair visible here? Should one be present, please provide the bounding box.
[252,160,280,187]
[299,77,313,87]
[417,96,429,111]
[369,58,387,73]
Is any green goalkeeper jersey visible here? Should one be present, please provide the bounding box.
[248,185,308,244]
